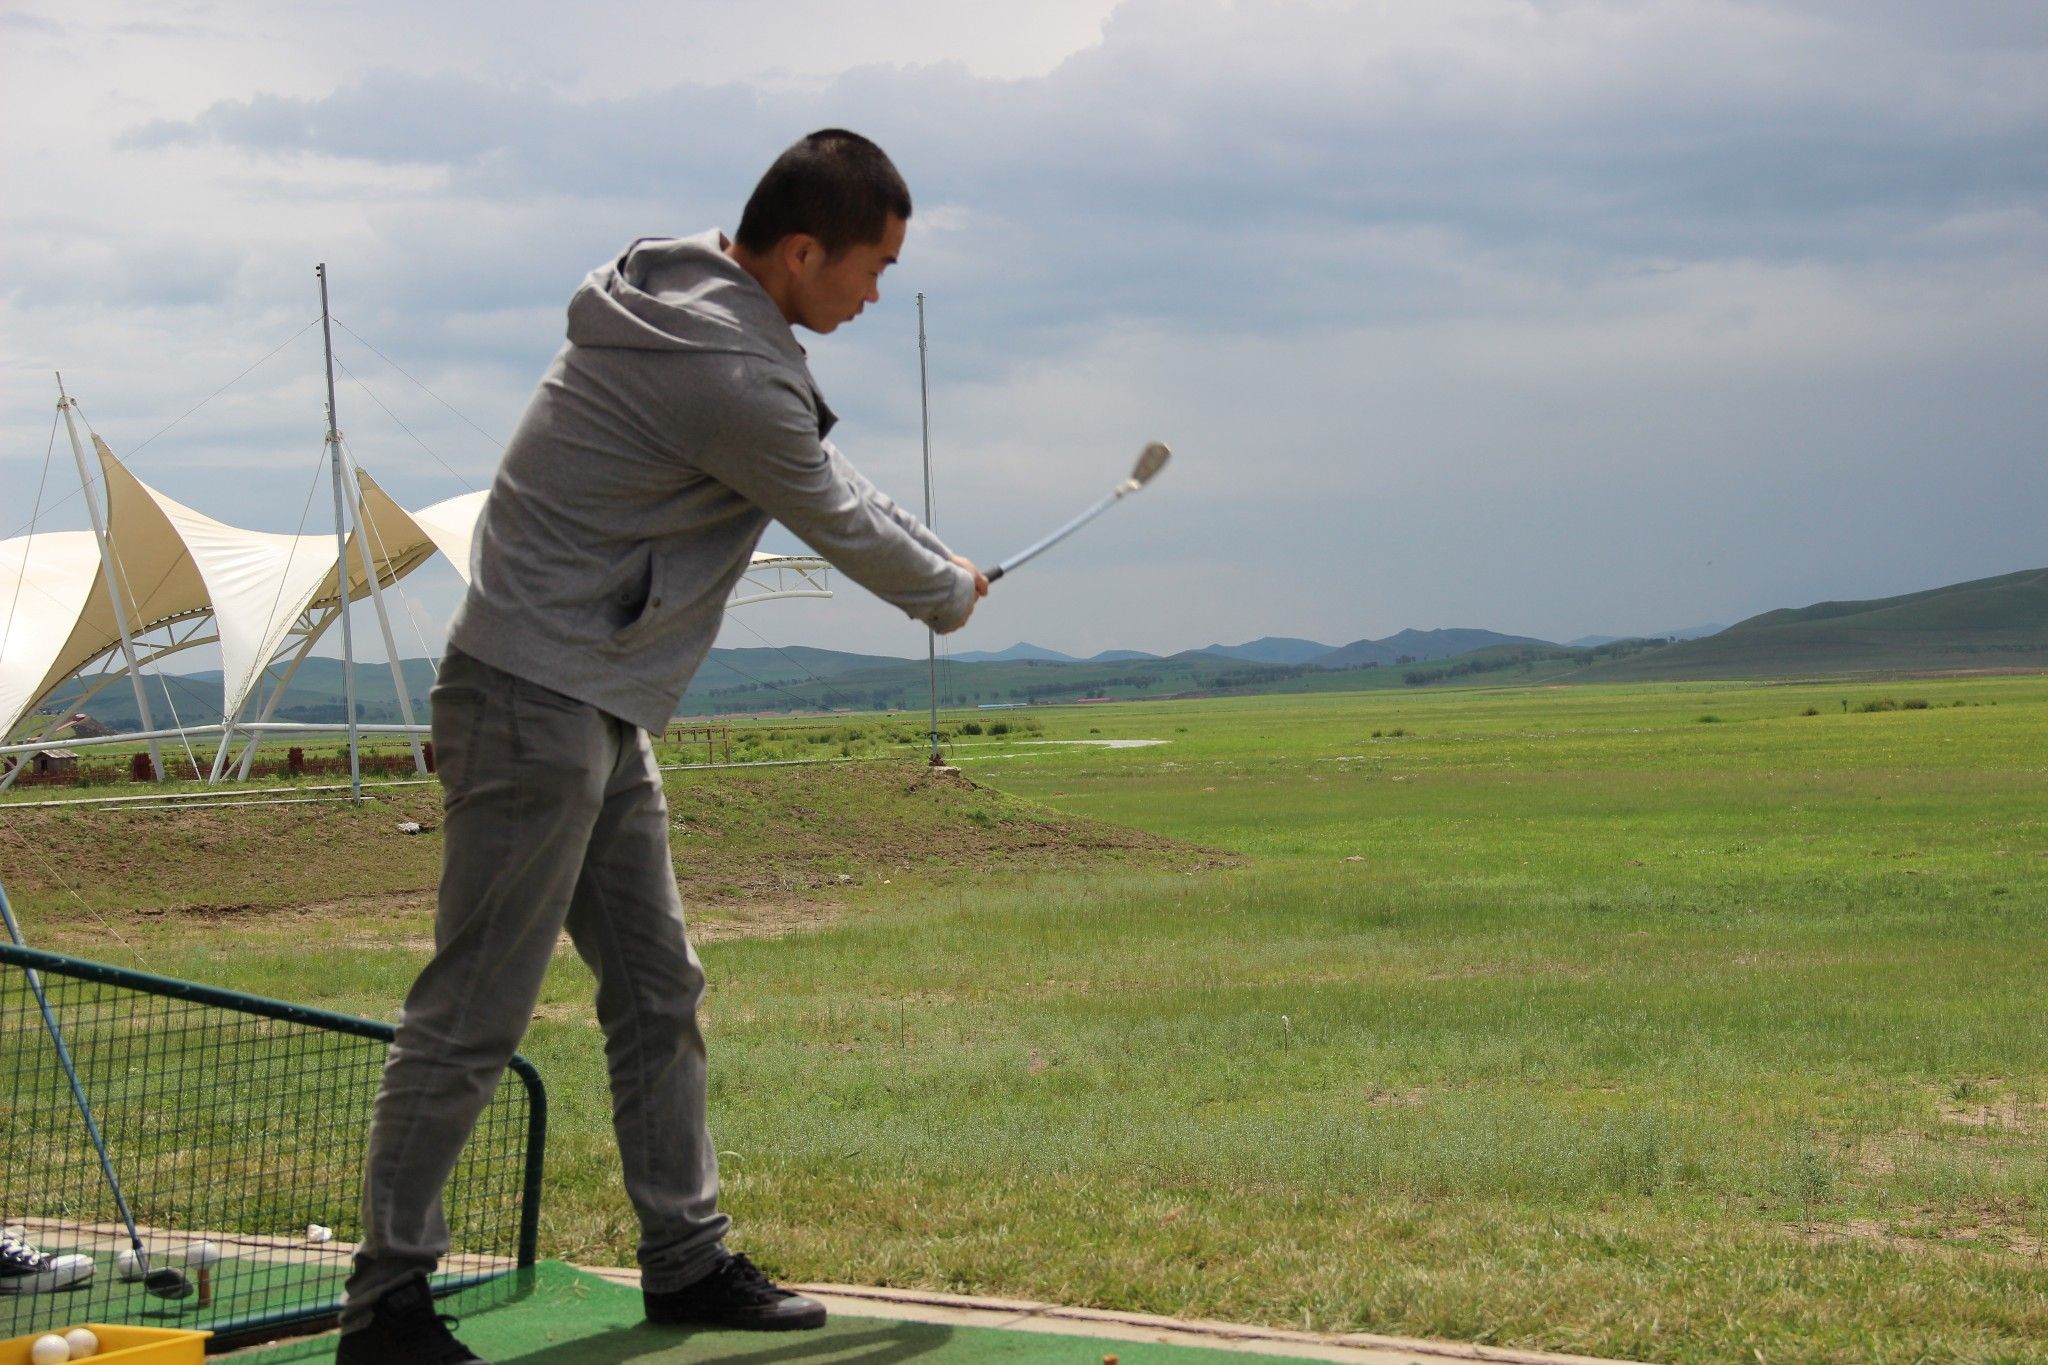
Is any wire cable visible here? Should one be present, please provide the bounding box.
[694,641,851,714]
[716,611,858,710]
[0,822,145,965]
[333,352,478,492]
[329,316,505,451]
[0,408,62,677]
[237,444,335,725]
[127,318,323,460]
[154,672,204,779]
[4,322,320,544]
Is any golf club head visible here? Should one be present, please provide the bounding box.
[145,1266,194,1300]
[1131,441,1171,486]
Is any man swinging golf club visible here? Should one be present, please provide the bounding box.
[337,129,987,1365]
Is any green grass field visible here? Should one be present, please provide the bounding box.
[5,675,2047,1361]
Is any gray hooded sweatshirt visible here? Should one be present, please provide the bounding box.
[446,231,976,734]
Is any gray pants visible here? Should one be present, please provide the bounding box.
[340,647,728,1328]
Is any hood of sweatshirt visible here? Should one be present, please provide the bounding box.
[564,230,809,368]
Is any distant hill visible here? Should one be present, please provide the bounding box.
[1201,637,1339,665]
[1570,624,1726,648]
[1315,639,1398,668]
[1383,628,1554,658]
[949,642,1080,663]
[1577,569,2048,681]
[700,645,927,682]
[39,657,441,729]
[1320,628,1551,669]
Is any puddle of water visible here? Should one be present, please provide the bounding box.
[963,739,1169,762]
[1016,739,1168,749]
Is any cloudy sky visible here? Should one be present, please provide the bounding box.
[4,1,2045,664]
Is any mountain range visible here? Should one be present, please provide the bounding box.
[954,628,1587,668]
[29,567,2048,727]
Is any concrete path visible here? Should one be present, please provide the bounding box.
[580,1266,1642,1365]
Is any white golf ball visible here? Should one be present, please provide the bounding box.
[116,1247,144,1280]
[64,1327,100,1358]
[306,1224,333,1244]
[183,1240,221,1267]
[29,1333,69,1365]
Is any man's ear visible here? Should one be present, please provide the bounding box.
[781,233,823,275]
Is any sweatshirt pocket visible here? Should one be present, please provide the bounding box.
[601,551,668,653]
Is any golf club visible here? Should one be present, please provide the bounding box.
[0,885,193,1301]
[985,441,1171,583]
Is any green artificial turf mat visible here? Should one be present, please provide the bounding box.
[230,1261,1323,1363]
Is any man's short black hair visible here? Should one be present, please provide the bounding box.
[734,129,912,258]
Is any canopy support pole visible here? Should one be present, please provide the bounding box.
[55,373,163,782]
[338,448,426,774]
[917,292,941,766]
[233,614,330,782]
[317,265,363,804]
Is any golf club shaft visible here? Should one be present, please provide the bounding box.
[0,884,151,1264]
[987,483,1134,582]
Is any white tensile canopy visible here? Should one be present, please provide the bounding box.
[0,438,490,744]
[1,438,828,750]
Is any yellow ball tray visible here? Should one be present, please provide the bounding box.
[0,1325,211,1363]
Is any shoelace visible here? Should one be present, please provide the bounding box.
[0,1233,49,1272]
[431,1313,471,1360]
[718,1253,793,1304]
[384,1288,472,1356]
[411,1308,474,1363]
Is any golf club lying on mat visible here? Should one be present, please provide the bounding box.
[0,885,194,1302]
[985,441,1171,582]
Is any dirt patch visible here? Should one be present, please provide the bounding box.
[1795,1215,2045,1259]
[687,899,845,942]
[186,891,438,922]
[1423,959,1595,983]
[1363,1086,1439,1107]
[1933,1079,2047,1131]
[0,761,1225,948]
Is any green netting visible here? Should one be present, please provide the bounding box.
[0,917,543,1344]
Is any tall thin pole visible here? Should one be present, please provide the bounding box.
[55,374,164,782]
[917,293,940,766]
[318,264,362,803]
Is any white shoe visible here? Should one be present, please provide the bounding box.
[0,1230,95,1293]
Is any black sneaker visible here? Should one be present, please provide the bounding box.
[0,1228,94,1294]
[335,1276,486,1364]
[644,1251,827,1331]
